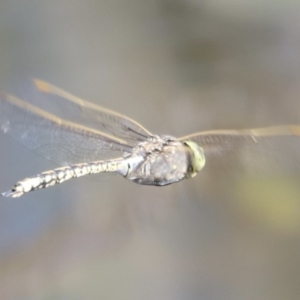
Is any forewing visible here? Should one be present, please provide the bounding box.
[18,79,153,145]
[180,126,300,176]
[0,92,133,166]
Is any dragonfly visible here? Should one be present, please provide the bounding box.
[1,79,300,198]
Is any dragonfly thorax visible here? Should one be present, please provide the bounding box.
[124,135,205,186]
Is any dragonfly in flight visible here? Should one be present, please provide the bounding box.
[1,80,300,198]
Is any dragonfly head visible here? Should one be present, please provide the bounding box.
[184,141,206,178]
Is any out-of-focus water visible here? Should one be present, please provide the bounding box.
[1,1,300,299]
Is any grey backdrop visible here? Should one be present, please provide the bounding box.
[0,1,300,299]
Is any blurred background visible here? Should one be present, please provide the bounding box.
[1,1,300,299]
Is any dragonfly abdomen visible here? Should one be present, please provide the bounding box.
[2,159,128,198]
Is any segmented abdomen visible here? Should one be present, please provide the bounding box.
[2,159,126,198]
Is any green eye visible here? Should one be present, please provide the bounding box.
[184,141,206,178]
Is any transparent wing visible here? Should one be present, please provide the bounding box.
[18,79,153,145]
[0,92,133,166]
[180,126,300,176]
